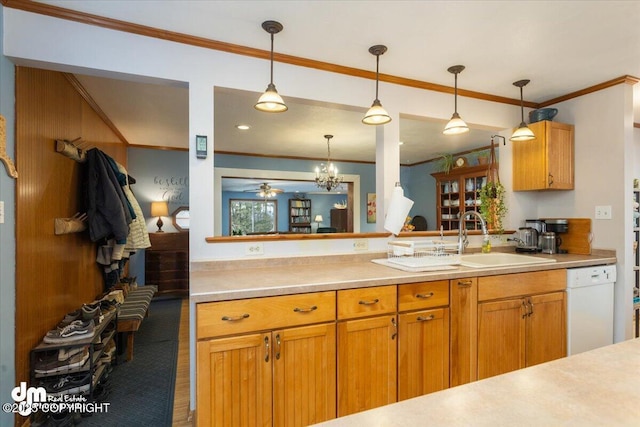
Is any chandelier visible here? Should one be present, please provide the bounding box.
[315,135,343,192]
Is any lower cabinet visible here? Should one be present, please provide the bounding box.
[196,292,336,427]
[195,269,569,425]
[336,285,397,416]
[337,315,397,416]
[197,333,273,426]
[478,292,566,379]
[398,307,450,400]
[196,323,336,427]
[273,323,336,426]
[477,271,567,380]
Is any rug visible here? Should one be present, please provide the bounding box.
[81,298,182,426]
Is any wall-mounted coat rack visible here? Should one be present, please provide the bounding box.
[54,212,88,235]
[0,114,17,178]
[55,137,90,163]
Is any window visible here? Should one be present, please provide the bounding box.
[229,199,277,235]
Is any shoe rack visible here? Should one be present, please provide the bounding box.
[29,310,118,410]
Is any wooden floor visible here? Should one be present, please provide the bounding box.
[172,298,194,426]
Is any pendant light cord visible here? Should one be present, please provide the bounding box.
[375,54,380,101]
[269,32,275,85]
[519,85,525,122]
[454,72,458,114]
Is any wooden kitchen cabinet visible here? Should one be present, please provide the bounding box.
[431,165,488,231]
[197,333,273,426]
[398,308,449,400]
[196,292,337,426]
[397,280,450,400]
[477,270,567,380]
[449,277,478,386]
[512,120,574,191]
[337,285,397,416]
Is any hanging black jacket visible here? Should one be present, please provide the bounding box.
[83,148,131,243]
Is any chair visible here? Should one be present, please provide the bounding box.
[411,215,428,231]
[317,227,337,233]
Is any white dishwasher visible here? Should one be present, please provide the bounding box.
[566,265,616,355]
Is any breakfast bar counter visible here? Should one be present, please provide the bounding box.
[312,337,640,427]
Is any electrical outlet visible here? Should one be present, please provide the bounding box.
[0,201,3,224]
[353,240,368,251]
[595,205,612,220]
[245,242,264,256]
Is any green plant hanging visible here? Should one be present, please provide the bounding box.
[478,139,507,234]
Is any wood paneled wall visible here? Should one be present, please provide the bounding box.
[14,67,127,405]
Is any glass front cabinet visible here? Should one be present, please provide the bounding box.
[431,165,488,231]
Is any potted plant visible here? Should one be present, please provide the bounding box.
[478,140,507,234]
[479,181,507,234]
[436,153,455,174]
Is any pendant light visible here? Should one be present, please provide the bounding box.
[362,45,391,125]
[510,79,535,141]
[254,20,287,113]
[443,65,469,135]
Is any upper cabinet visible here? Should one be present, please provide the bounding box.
[512,120,574,191]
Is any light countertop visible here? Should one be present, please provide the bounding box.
[312,337,640,426]
[190,250,616,303]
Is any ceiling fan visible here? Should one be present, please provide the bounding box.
[244,182,284,198]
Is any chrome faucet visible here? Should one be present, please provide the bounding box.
[458,210,490,254]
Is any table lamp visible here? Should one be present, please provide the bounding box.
[314,214,323,231]
[151,201,169,232]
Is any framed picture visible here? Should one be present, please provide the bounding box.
[367,193,376,223]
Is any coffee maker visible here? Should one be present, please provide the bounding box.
[543,219,569,254]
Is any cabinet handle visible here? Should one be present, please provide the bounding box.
[548,173,554,187]
[528,298,534,317]
[293,305,318,313]
[457,280,473,287]
[264,336,270,362]
[521,300,528,319]
[275,333,281,360]
[359,298,380,305]
[221,313,250,322]
[416,292,434,299]
[391,317,398,340]
[417,314,435,322]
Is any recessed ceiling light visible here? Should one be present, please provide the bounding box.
[399,141,404,145]
[236,124,250,130]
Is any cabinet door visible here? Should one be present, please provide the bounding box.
[337,315,397,416]
[449,278,477,386]
[197,333,272,427]
[546,122,574,190]
[513,120,574,191]
[273,323,336,426]
[398,308,449,400]
[526,292,566,367]
[477,298,526,380]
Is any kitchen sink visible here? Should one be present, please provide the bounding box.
[459,252,557,268]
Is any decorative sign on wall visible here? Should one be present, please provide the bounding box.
[153,175,189,206]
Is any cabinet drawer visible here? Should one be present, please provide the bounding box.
[337,285,397,320]
[478,269,567,301]
[197,291,336,339]
[398,281,449,312]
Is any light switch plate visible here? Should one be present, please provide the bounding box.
[0,201,4,224]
